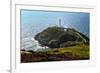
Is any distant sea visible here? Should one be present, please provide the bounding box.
[21,28,49,51]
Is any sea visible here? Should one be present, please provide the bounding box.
[20,30,49,51]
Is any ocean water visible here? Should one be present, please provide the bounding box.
[21,34,48,51]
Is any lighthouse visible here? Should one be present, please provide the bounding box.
[59,18,61,27]
[58,18,67,31]
[58,18,62,27]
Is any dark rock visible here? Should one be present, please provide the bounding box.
[48,40,60,48]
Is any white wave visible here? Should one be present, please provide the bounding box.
[31,38,49,51]
[21,37,49,51]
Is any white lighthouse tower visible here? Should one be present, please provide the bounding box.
[58,18,68,31]
[59,18,62,27]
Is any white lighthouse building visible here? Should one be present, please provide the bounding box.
[58,18,67,31]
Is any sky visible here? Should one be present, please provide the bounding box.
[21,10,90,38]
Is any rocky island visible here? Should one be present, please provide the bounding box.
[34,26,89,48]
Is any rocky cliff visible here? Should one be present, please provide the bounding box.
[34,26,89,48]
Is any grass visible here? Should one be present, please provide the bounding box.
[21,44,89,63]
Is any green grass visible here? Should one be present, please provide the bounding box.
[21,44,89,63]
[39,44,89,58]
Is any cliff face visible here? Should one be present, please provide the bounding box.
[34,26,89,48]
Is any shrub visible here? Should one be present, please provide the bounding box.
[21,49,26,51]
[60,41,84,47]
[27,50,35,53]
